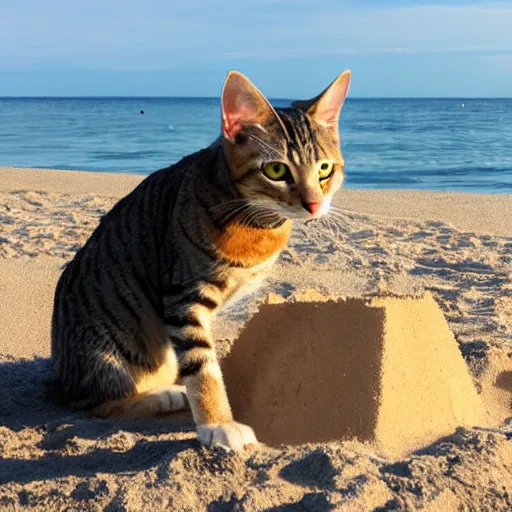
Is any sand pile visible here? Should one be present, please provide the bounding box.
[223,292,485,457]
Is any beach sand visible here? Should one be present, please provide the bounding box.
[1,167,511,511]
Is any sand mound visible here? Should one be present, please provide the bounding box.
[223,292,485,457]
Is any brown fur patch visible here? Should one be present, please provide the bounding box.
[186,369,234,425]
[214,220,292,267]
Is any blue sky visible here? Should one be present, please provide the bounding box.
[1,0,512,97]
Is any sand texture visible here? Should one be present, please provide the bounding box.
[1,167,512,511]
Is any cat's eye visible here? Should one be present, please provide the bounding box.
[262,162,289,181]
[318,161,334,180]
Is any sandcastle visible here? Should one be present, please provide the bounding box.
[222,291,485,457]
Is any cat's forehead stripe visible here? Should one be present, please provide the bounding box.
[302,114,320,161]
[290,149,301,165]
[276,109,319,166]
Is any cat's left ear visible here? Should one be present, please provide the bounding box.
[293,70,351,132]
[221,71,279,142]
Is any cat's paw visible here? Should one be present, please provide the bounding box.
[196,422,258,452]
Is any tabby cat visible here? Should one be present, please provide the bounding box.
[51,69,351,451]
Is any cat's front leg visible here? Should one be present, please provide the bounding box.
[165,298,258,451]
[182,353,258,452]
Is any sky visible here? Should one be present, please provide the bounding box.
[1,0,512,97]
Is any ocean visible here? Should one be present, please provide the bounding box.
[1,97,511,193]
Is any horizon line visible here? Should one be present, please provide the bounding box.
[1,96,511,101]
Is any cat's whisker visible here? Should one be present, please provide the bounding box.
[329,215,351,228]
[238,205,262,226]
[254,213,282,226]
[245,212,261,227]
[324,218,347,233]
[328,207,359,225]
[211,199,250,219]
[245,211,267,227]
[327,209,350,219]
[325,214,350,233]
[219,201,256,221]
[217,205,248,224]
[318,219,332,238]
[212,199,249,211]
[248,207,274,225]
[327,209,351,222]
[255,206,285,220]
[327,217,341,237]
[329,205,356,215]
[233,201,287,226]
[216,200,283,227]
[238,204,283,227]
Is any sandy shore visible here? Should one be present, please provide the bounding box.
[1,167,511,511]
[3,166,512,236]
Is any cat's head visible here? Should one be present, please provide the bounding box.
[221,70,351,221]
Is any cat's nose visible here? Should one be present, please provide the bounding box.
[302,201,322,215]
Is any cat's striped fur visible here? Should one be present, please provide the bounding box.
[51,70,351,450]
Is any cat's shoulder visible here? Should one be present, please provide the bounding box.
[156,143,220,179]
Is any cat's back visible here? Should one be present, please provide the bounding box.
[59,144,215,273]
[51,147,216,352]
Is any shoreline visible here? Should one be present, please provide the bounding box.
[2,166,512,237]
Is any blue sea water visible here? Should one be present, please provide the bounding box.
[1,97,512,193]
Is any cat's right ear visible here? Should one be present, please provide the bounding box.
[221,71,277,142]
[292,70,351,131]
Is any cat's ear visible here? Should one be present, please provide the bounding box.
[221,71,278,141]
[292,70,351,131]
